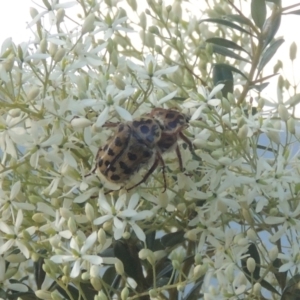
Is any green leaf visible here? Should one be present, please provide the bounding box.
[213,63,249,81]
[251,0,267,29]
[258,38,284,73]
[184,279,204,300]
[206,37,251,56]
[226,14,253,26]
[262,10,281,48]
[212,44,251,63]
[200,18,253,36]
[283,9,300,15]
[249,82,269,92]
[213,64,233,96]
[34,253,46,290]
[114,240,146,287]
[161,231,184,247]
[273,258,287,290]
[241,243,260,280]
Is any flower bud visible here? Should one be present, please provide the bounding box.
[253,282,261,295]
[121,287,129,300]
[149,289,157,298]
[269,246,278,261]
[40,39,47,53]
[237,124,248,140]
[27,86,40,100]
[85,203,94,222]
[237,238,248,246]
[97,291,108,300]
[225,264,234,282]
[115,259,124,275]
[287,117,295,134]
[56,8,65,24]
[185,229,198,241]
[81,271,90,281]
[90,277,102,291]
[90,265,100,278]
[139,249,151,260]
[53,48,65,62]
[194,253,202,265]
[246,257,256,273]
[30,7,39,19]
[49,43,58,57]
[247,228,257,242]
[51,291,63,300]
[68,217,77,234]
[278,104,289,121]
[82,14,95,34]
[158,192,168,208]
[35,290,52,300]
[6,253,26,263]
[32,213,46,223]
[70,117,92,129]
[193,264,207,279]
[98,228,106,245]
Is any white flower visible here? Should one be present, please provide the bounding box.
[94,193,153,241]
[95,16,134,40]
[51,231,102,278]
[0,210,36,259]
[127,54,178,88]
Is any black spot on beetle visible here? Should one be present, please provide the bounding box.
[143,150,151,158]
[109,166,116,172]
[108,148,115,156]
[119,161,128,169]
[123,168,132,175]
[128,152,137,161]
[166,112,175,119]
[118,124,125,132]
[105,160,110,167]
[98,159,103,167]
[114,136,122,147]
[140,125,149,134]
[103,144,109,151]
[168,120,178,129]
[111,174,120,181]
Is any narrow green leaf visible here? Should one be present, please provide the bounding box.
[258,38,284,73]
[206,37,251,56]
[273,258,287,290]
[251,0,267,30]
[161,231,184,247]
[213,63,249,81]
[249,82,269,92]
[262,11,281,48]
[212,44,251,63]
[283,9,300,15]
[199,18,253,36]
[226,14,253,26]
[260,278,281,295]
[241,243,260,280]
[213,64,233,96]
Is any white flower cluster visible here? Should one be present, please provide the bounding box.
[0,0,298,299]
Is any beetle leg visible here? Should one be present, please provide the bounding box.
[127,152,167,192]
[179,132,193,152]
[175,145,183,172]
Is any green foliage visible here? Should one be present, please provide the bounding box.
[0,0,300,299]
